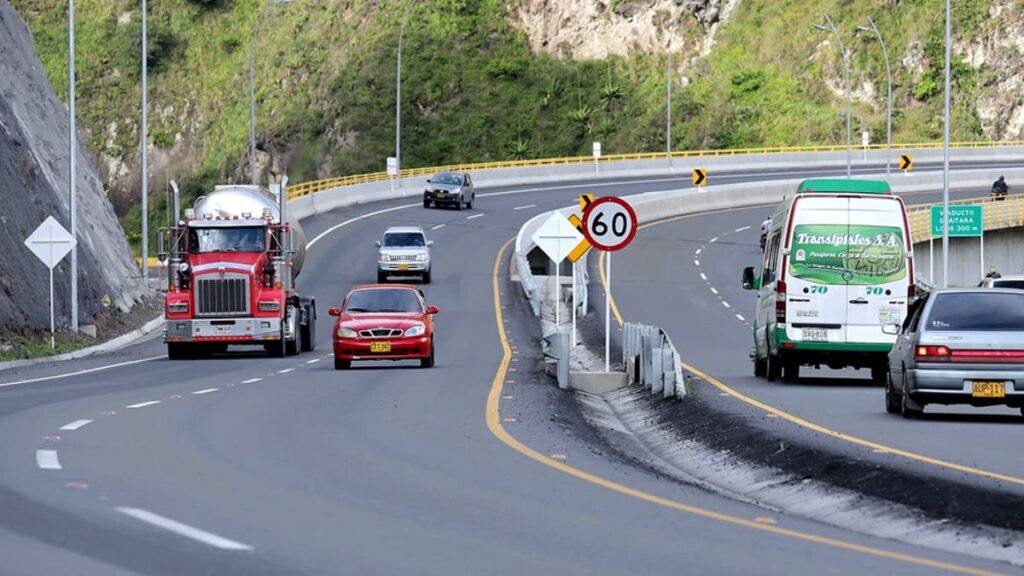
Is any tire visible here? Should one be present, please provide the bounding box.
[900,374,924,419]
[753,355,767,378]
[286,325,301,356]
[300,310,315,353]
[334,358,350,370]
[377,271,387,283]
[420,342,435,368]
[783,357,800,381]
[456,198,463,211]
[884,373,901,414]
[1019,406,1024,419]
[422,270,431,284]
[766,351,781,382]
[466,196,474,209]
[871,361,888,386]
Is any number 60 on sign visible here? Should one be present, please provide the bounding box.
[581,196,638,252]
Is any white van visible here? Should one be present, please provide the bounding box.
[742,179,914,382]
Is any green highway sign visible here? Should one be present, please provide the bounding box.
[931,205,983,237]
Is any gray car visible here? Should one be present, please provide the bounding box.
[376,226,433,284]
[886,288,1024,419]
[423,172,474,210]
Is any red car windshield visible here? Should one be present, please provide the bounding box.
[345,289,423,313]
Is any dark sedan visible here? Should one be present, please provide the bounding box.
[886,289,1024,419]
[423,172,474,210]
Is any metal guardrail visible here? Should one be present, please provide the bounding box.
[623,322,685,399]
[287,140,1024,201]
[907,195,1024,242]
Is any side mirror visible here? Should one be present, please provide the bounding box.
[741,266,755,290]
[427,240,434,247]
[375,240,381,247]
[882,323,901,335]
[425,305,439,315]
[328,307,341,316]
[426,178,432,183]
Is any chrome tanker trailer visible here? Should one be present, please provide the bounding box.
[158,178,315,359]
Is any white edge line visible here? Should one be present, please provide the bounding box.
[0,356,164,389]
[116,507,253,551]
[125,400,162,409]
[736,314,746,321]
[241,378,262,384]
[734,226,751,232]
[277,368,294,374]
[59,419,93,431]
[36,449,61,470]
[431,224,445,230]
[513,204,537,210]
[466,214,485,220]
[191,388,219,395]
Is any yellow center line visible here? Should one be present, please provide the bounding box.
[596,212,1024,488]
[489,237,1001,576]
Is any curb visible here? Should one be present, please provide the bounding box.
[0,315,165,373]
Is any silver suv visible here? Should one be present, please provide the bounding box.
[376,226,433,284]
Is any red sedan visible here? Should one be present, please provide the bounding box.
[329,284,438,369]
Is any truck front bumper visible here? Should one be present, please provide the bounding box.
[165,318,281,343]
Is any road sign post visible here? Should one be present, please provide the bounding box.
[582,196,639,372]
[531,213,584,331]
[592,142,601,174]
[25,216,77,349]
[930,204,983,284]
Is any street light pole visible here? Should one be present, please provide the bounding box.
[942,0,951,287]
[859,17,892,178]
[666,41,672,165]
[68,0,78,331]
[396,0,418,178]
[249,0,292,186]
[141,0,149,282]
[813,14,852,178]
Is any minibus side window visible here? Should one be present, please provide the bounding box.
[762,232,781,285]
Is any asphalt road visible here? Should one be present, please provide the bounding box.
[0,167,1017,575]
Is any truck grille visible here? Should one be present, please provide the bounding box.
[196,275,250,317]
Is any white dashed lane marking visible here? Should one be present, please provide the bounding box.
[117,508,254,552]
[700,273,707,281]
[710,287,719,295]
[241,378,262,384]
[694,260,700,267]
[710,236,719,243]
[736,314,746,321]
[191,388,219,395]
[721,301,731,309]
[36,450,61,470]
[734,226,751,232]
[466,214,485,220]
[695,248,702,256]
[513,204,536,211]
[59,419,93,431]
[277,368,294,374]
[125,401,162,409]
[431,224,445,230]
[305,359,321,364]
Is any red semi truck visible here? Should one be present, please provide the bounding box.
[158,179,315,359]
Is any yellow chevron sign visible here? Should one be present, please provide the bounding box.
[692,168,707,186]
[579,193,595,211]
[567,214,591,263]
[899,154,912,171]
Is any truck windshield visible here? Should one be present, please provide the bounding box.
[189,226,265,253]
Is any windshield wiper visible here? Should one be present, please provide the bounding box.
[376,308,408,313]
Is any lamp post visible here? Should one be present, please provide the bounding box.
[813,14,852,178]
[941,0,951,287]
[395,0,418,178]
[666,37,673,166]
[141,0,148,282]
[69,0,78,331]
[858,16,892,178]
[249,0,293,186]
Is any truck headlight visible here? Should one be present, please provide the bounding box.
[168,302,189,314]
[258,301,280,312]
[177,262,190,273]
[404,323,426,337]
[337,327,358,338]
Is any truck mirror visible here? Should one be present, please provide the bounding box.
[741,266,756,290]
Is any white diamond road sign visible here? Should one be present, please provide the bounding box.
[25,216,76,269]
[531,212,583,264]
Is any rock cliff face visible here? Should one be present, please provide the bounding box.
[0,0,145,329]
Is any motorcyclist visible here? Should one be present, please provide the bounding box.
[759,216,771,250]
[991,176,1009,200]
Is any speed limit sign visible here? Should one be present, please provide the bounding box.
[582,196,638,252]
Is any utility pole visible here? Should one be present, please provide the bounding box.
[69,0,78,331]
[141,0,149,282]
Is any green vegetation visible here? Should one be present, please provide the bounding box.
[0,327,96,362]
[11,0,1001,250]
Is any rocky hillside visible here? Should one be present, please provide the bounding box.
[8,0,1024,250]
[0,0,145,330]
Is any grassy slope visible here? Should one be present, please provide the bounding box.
[11,0,996,245]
